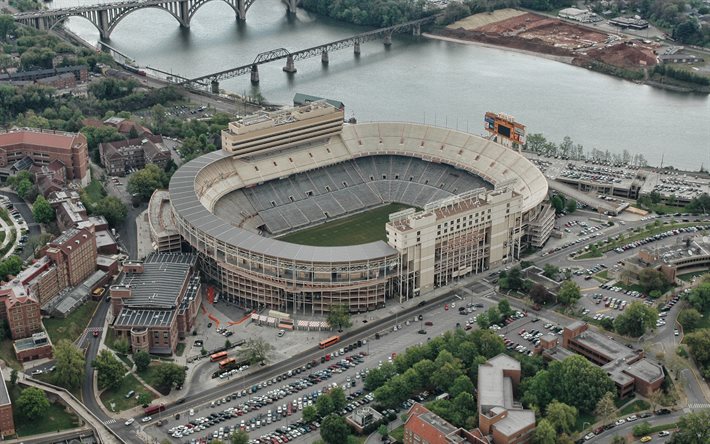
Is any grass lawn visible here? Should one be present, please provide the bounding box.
[0,338,21,370]
[619,399,650,415]
[34,372,83,400]
[601,222,702,253]
[389,425,404,443]
[84,179,106,204]
[277,203,414,246]
[43,300,99,344]
[593,270,610,283]
[100,373,155,412]
[116,353,133,369]
[138,361,179,395]
[574,412,597,432]
[10,385,80,436]
[576,250,603,259]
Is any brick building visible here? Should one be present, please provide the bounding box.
[543,322,664,397]
[13,332,53,362]
[45,227,98,287]
[404,403,488,444]
[478,355,536,444]
[99,135,170,176]
[0,129,90,186]
[0,368,15,438]
[111,253,201,355]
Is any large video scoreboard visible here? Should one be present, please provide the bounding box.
[484,112,526,145]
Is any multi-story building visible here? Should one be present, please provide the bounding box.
[0,368,15,438]
[478,355,536,444]
[0,129,89,185]
[148,190,182,253]
[45,227,98,287]
[99,135,170,176]
[404,403,488,444]
[0,289,42,340]
[111,253,201,355]
[542,322,664,397]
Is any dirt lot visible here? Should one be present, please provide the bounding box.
[441,10,659,70]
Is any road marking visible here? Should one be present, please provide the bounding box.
[688,403,710,409]
[103,418,117,425]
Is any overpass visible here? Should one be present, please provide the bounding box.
[13,0,300,39]
[181,15,436,91]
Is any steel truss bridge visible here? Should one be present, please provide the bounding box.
[13,0,300,39]
[182,15,437,90]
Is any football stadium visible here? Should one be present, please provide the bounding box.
[167,102,554,315]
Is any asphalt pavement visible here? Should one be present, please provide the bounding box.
[0,189,40,260]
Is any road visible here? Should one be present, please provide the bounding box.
[0,190,40,261]
[586,412,680,444]
[81,298,114,430]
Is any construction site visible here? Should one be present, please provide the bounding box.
[439,9,659,71]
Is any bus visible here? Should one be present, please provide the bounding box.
[219,357,237,370]
[210,351,228,362]
[319,335,340,349]
[144,403,165,416]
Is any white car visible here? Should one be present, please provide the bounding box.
[674,329,679,336]
[125,418,135,426]
[141,416,151,423]
[615,419,626,426]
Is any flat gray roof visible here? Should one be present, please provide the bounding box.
[118,253,195,309]
[169,149,399,263]
[0,368,10,406]
[115,308,174,328]
[624,359,664,383]
[492,410,536,436]
[478,354,520,411]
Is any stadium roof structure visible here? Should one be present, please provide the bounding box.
[169,122,547,263]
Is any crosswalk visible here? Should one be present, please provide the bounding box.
[688,403,710,409]
[75,327,103,346]
[103,418,117,425]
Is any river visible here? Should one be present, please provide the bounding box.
[50,0,710,170]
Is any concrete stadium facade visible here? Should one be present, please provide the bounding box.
[168,104,553,315]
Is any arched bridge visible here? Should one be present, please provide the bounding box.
[180,15,437,90]
[13,0,300,39]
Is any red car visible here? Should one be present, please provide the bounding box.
[92,331,99,337]
[444,304,449,311]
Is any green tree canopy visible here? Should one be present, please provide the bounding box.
[54,339,85,390]
[32,195,55,224]
[688,282,710,312]
[613,302,657,337]
[16,387,50,420]
[92,195,128,228]
[244,337,274,365]
[545,400,577,434]
[326,304,352,331]
[0,255,23,281]
[155,363,186,391]
[558,280,581,306]
[230,430,249,444]
[533,418,556,444]
[668,409,710,444]
[133,350,151,373]
[127,164,169,201]
[92,349,125,390]
[542,264,559,280]
[686,329,710,378]
[320,414,349,444]
[678,308,702,332]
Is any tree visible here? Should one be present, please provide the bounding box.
[545,401,577,434]
[633,422,652,437]
[688,282,710,312]
[668,409,710,444]
[302,405,318,422]
[0,15,16,42]
[244,337,274,365]
[113,338,130,355]
[16,387,50,420]
[138,392,152,406]
[611,436,627,444]
[613,302,657,337]
[558,280,581,306]
[637,268,670,295]
[565,199,577,214]
[316,391,335,417]
[476,312,490,329]
[54,339,85,390]
[92,349,126,390]
[230,430,249,444]
[127,164,169,201]
[155,363,186,391]
[377,424,389,437]
[551,195,565,214]
[449,375,474,398]
[326,305,352,331]
[0,255,23,281]
[594,392,617,426]
[686,329,710,377]
[364,362,397,391]
[498,299,513,318]
[533,419,556,444]
[678,308,702,332]
[529,283,552,304]
[320,414,349,444]
[32,195,55,224]
[10,368,17,386]
[92,196,128,228]
[543,264,559,280]
[133,350,151,373]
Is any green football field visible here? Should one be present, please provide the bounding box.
[277,203,413,246]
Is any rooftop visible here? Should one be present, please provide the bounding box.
[0,368,10,406]
[492,410,536,436]
[0,128,85,150]
[117,253,196,308]
[478,354,520,411]
[624,358,664,384]
[14,332,51,351]
[114,308,175,328]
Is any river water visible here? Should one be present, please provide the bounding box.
[51,0,710,170]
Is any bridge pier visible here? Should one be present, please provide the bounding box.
[283,55,297,73]
[237,0,247,21]
[250,65,259,84]
[211,80,219,94]
[412,24,421,36]
[321,51,329,64]
[354,41,361,56]
[179,1,191,28]
[284,0,298,15]
[383,33,392,46]
[96,10,110,40]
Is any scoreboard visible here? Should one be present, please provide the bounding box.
[484,112,526,145]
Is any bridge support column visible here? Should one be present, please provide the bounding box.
[321,51,329,64]
[354,41,361,56]
[179,1,190,27]
[35,17,46,31]
[383,33,392,46]
[286,0,298,15]
[250,65,259,84]
[237,0,247,21]
[211,80,219,94]
[283,55,297,73]
[412,24,421,36]
[97,10,110,40]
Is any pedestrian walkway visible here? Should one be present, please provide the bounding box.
[104,418,117,425]
[688,403,710,409]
